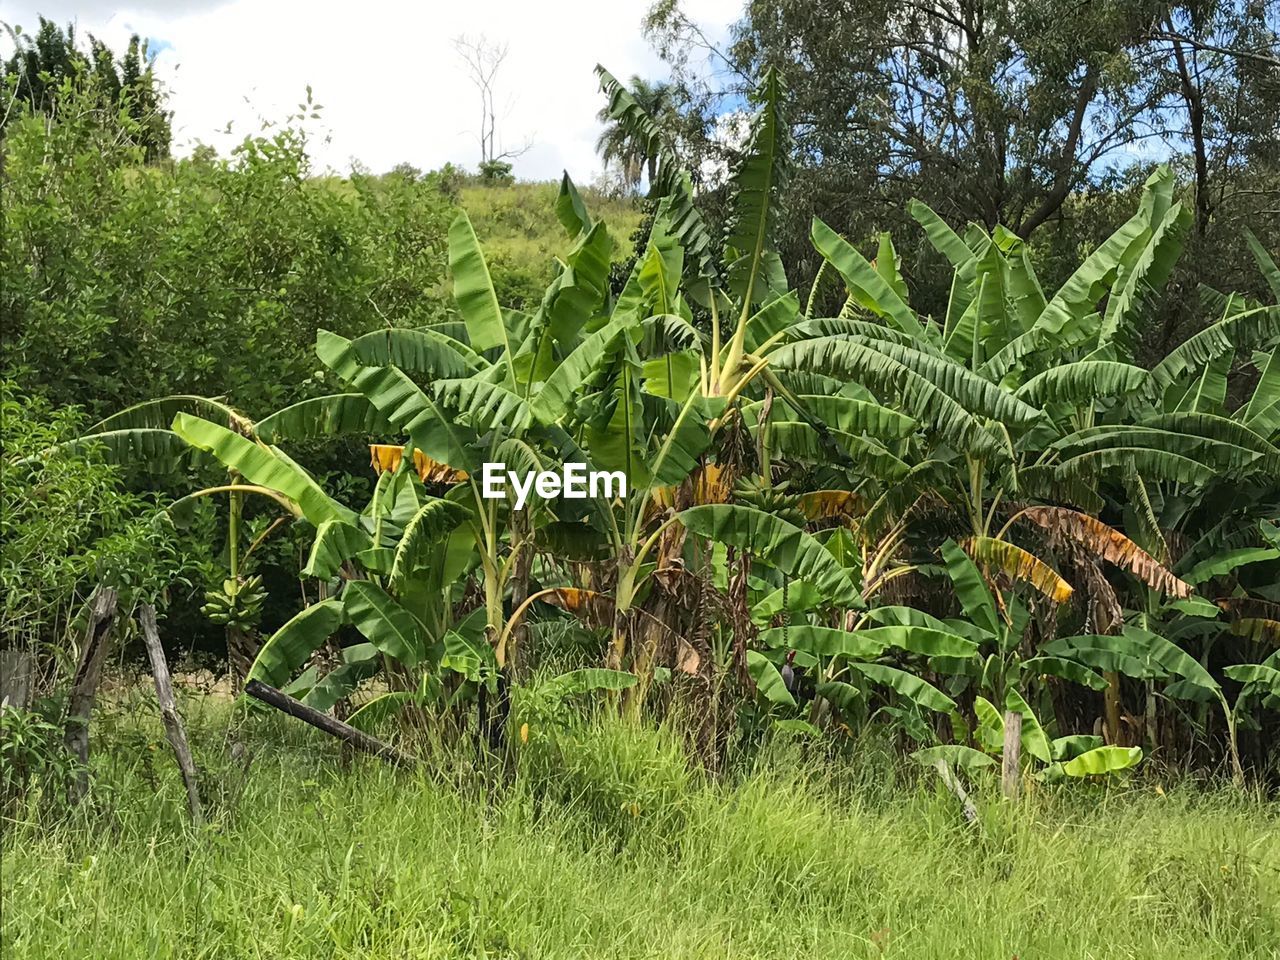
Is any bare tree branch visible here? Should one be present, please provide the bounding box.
[453,34,533,170]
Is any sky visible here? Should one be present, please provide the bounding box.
[1,0,743,181]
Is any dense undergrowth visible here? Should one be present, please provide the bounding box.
[2,686,1277,960]
[3,30,1280,960]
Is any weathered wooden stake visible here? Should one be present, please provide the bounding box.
[0,649,35,712]
[1001,709,1023,800]
[244,680,414,766]
[139,604,204,826]
[63,587,119,804]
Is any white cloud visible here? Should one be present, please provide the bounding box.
[3,0,744,182]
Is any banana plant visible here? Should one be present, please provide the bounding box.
[275,180,624,685]
[592,68,883,703]
[57,394,315,680]
[255,465,488,722]
[875,540,1147,784]
[163,411,475,707]
[599,65,826,416]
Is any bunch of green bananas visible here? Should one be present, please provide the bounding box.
[733,476,805,528]
[201,574,267,631]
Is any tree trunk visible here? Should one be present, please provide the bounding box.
[1015,66,1099,238]
[244,680,415,766]
[1168,27,1211,234]
[139,604,204,826]
[63,587,119,804]
[1001,709,1022,800]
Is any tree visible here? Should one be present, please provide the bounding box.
[643,0,1280,317]
[1152,3,1280,235]
[595,75,677,191]
[453,34,531,180]
[1,17,171,160]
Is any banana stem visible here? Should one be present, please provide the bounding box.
[709,294,722,390]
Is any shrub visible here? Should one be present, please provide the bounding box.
[0,88,456,419]
[0,383,180,675]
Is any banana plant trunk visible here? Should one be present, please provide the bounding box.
[480,560,509,751]
[508,528,533,681]
[1104,671,1124,745]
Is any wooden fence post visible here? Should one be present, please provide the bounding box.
[1001,709,1023,800]
[139,604,204,826]
[63,587,119,804]
[0,649,35,712]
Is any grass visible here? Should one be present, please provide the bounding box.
[459,181,644,309]
[2,690,1278,959]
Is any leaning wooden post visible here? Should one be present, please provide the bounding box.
[63,587,119,804]
[1001,709,1023,800]
[139,604,204,826]
[244,680,415,766]
[931,759,978,823]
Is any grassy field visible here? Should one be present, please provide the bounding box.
[2,691,1278,959]
[459,181,644,309]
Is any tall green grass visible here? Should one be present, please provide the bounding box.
[459,182,643,309]
[2,693,1278,959]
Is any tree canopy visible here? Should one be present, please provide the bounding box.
[1,17,171,160]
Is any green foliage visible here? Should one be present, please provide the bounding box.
[6,702,1280,957]
[0,384,179,653]
[0,701,79,813]
[0,88,455,419]
[9,52,1277,788]
[1,17,170,159]
[247,599,346,688]
[1063,745,1144,777]
[457,181,643,310]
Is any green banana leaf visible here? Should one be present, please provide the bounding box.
[1063,745,1143,777]
[679,504,862,609]
[172,413,356,526]
[247,599,346,688]
[343,581,427,667]
[850,662,956,713]
[747,649,796,707]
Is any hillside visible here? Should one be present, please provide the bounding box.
[459,181,645,308]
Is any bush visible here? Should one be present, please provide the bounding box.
[0,383,179,662]
[0,701,77,815]
[0,88,456,420]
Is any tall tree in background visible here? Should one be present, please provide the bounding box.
[642,0,1279,331]
[1,17,171,161]
[453,34,531,181]
[595,75,677,191]
[1153,3,1280,237]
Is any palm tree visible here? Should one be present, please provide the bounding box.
[595,75,675,191]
